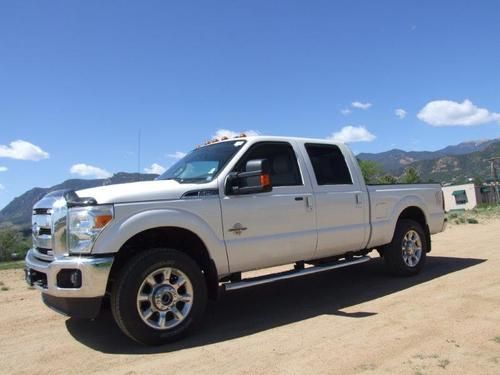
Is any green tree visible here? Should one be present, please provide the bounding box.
[473,176,484,186]
[0,229,21,261]
[378,174,397,184]
[0,228,30,261]
[400,167,421,184]
[358,160,384,184]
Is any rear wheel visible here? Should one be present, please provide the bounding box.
[111,248,207,345]
[383,219,427,276]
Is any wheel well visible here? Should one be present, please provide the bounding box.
[107,227,219,300]
[397,206,431,252]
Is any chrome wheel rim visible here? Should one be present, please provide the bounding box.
[136,267,194,330]
[401,230,422,267]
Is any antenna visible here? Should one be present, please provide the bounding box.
[138,130,141,180]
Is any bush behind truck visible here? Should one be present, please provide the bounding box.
[0,227,31,262]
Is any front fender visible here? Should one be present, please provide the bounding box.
[92,208,229,275]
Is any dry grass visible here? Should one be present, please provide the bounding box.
[447,204,500,225]
[0,261,24,271]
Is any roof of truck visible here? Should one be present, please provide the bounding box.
[199,134,343,147]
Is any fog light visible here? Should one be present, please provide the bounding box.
[57,269,82,288]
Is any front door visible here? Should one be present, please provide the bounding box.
[220,141,317,272]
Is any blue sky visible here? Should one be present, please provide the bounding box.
[1,0,500,209]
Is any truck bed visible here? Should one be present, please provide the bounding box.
[366,184,445,248]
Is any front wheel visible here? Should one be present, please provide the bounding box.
[383,219,427,276]
[110,248,207,345]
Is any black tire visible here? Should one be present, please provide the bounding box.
[383,219,427,276]
[110,248,207,345]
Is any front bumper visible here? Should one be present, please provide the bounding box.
[25,249,114,318]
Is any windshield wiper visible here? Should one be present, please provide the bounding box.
[163,177,209,184]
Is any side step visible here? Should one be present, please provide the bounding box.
[223,255,371,291]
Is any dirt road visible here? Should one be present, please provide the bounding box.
[1,220,500,374]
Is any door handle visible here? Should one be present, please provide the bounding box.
[228,223,247,235]
[305,196,313,211]
[294,197,304,201]
[355,193,362,205]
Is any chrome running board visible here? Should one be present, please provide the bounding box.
[223,256,371,291]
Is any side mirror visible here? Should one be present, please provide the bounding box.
[225,159,273,195]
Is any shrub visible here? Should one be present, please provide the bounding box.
[0,228,31,262]
[448,213,458,219]
[458,217,466,224]
[467,218,479,224]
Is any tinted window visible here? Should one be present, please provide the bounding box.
[305,144,353,185]
[235,142,302,186]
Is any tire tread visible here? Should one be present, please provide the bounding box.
[110,248,207,345]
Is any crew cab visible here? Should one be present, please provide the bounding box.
[25,135,446,345]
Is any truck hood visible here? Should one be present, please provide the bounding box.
[76,180,212,204]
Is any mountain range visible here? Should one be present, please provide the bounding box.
[357,138,499,174]
[406,141,500,183]
[1,138,499,231]
[0,172,158,231]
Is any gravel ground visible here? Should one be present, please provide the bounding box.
[1,220,499,374]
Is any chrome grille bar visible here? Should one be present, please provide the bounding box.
[32,190,70,262]
[32,211,54,261]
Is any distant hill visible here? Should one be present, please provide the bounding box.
[0,172,158,230]
[358,138,499,174]
[408,141,500,184]
[438,138,500,156]
[357,149,440,174]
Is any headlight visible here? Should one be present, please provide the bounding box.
[68,205,114,254]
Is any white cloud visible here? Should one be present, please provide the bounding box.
[327,126,376,143]
[395,108,407,119]
[166,151,187,160]
[351,101,372,110]
[212,129,259,139]
[417,99,500,126]
[0,166,7,172]
[144,163,166,175]
[341,108,352,115]
[70,164,112,179]
[0,183,4,190]
[0,140,49,161]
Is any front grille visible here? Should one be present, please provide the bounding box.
[36,247,52,255]
[38,228,51,236]
[32,210,54,262]
[32,190,70,261]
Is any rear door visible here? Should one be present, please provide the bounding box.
[301,143,369,258]
[220,141,317,272]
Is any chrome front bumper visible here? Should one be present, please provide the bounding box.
[25,249,114,299]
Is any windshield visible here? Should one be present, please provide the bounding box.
[158,140,246,183]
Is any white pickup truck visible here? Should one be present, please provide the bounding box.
[25,135,446,345]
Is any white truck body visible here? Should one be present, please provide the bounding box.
[80,136,444,273]
[25,135,446,344]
